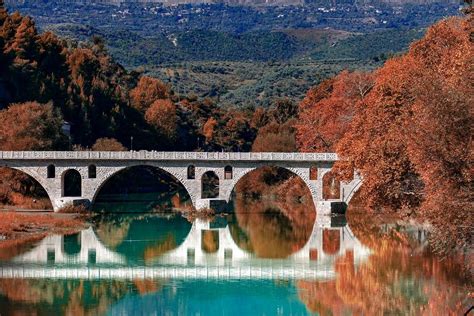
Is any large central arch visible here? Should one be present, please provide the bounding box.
[91,164,193,212]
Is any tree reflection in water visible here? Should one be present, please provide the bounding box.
[0,278,156,315]
[297,204,473,315]
[228,166,316,258]
[93,214,192,265]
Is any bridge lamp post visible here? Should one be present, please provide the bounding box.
[130,136,133,151]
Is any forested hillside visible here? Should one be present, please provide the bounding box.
[5,0,454,107]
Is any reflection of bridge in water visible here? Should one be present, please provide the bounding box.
[0,218,428,281]
[1,217,367,280]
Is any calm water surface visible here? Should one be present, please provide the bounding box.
[0,188,472,315]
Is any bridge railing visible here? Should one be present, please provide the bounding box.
[0,151,338,162]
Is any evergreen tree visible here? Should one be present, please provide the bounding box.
[7,16,38,62]
[0,0,8,24]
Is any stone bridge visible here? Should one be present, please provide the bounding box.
[0,151,362,213]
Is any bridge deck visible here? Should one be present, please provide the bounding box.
[0,151,338,162]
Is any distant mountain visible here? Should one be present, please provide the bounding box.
[6,0,458,6]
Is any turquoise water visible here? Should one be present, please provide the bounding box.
[107,280,309,316]
[0,181,472,315]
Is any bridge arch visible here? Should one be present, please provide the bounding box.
[201,171,219,199]
[224,166,317,258]
[62,169,82,197]
[343,178,363,204]
[222,164,319,210]
[47,164,55,178]
[91,164,194,210]
[322,171,340,200]
[0,166,53,209]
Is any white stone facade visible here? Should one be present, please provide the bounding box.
[0,151,362,212]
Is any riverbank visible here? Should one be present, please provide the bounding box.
[0,210,88,260]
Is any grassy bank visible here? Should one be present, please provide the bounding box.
[0,211,88,260]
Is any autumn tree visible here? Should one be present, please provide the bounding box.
[92,138,126,151]
[252,121,297,152]
[295,15,472,253]
[130,76,169,112]
[335,57,424,210]
[0,101,65,208]
[202,117,218,144]
[5,16,38,63]
[296,71,374,152]
[0,0,7,23]
[401,17,473,253]
[0,102,66,151]
[335,17,472,252]
[145,99,177,142]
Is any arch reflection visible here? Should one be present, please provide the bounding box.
[93,214,192,264]
[227,166,316,258]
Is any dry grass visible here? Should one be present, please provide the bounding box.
[4,193,52,210]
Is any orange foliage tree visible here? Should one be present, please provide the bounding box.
[296,71,374,152]
[92,137,126,151]
[202,117,218,143]
[251,121,297,152]
[0,101,66,151]
[297,16,473,253]
[129,76,169,112]
[337,17,473,243]
[145,99,177,141]
[0,101,65,208]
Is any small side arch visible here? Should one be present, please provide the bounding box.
[47,164,55,178]
[224,165,233,180]
[201,171,219,198]
[187,165,195,180]
[62,169,82,197]
[88,165,97,179]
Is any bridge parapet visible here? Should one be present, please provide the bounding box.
[0,151,338,162]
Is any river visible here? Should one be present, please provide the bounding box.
[0,170,472,315]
